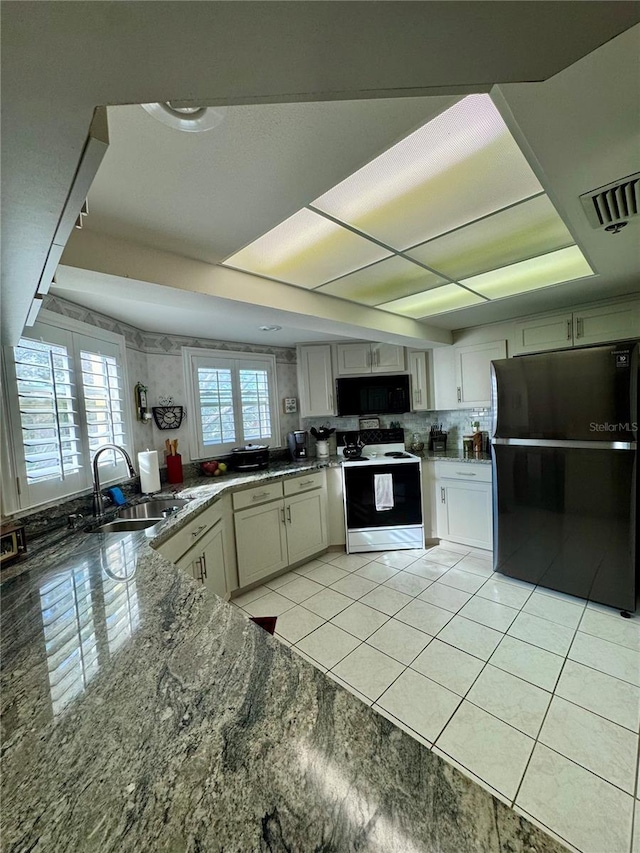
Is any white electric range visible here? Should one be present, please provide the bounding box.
[338,429,424,553]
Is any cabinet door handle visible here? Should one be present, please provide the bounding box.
[195,556,204,582]
[286,505,292,523]
[366,349,371,368]
[418,389,422,404]
[280,507,286,524]
[576,317,584,338]
[441,487,446,503]
[566,319,572,340]
[191,525,207,538]
[456,471,476,476]
[457,387,462,403]
[201,552,207,579]
[252,492,269,501]
[374,349,379,367]
[298,479,315,487]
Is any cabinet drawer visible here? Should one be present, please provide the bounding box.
[283,470,325,496]
[433,462,492,483]
[157,502,223,563]
[232,480,283,511]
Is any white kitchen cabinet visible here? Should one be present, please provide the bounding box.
[285,488,328,564]
[297,344,335,417]
[431,347,458,410]
[335,342,371,375]
[335,342,405,375]
[176,517,230,599]
[408,350,430,411]
[371,343,405,373]
[434,463,492,550]
[455,340,507,407]
[234,500,289,586]
[436,477,493,550]
[512,299,640,355]
[573,300,640,346]
[513,312,573,355]
[234,472,329,586]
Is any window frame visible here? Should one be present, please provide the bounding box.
[182,346,281,460]
[2,309,134,511]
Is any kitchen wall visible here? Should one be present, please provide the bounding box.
[44,296,300,464]
[301,406,491,455]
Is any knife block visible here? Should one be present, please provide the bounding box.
[166,453,183,484]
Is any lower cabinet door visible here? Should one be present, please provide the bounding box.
[235,500,288,586]
[285,489,328,564]
[201,522,228,599]
[438,479,493,550]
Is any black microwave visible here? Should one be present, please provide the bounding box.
[336,374,410,416]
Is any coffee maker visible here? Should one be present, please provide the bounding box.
[287,430,309,461]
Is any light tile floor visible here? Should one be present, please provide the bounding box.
[232,542,640,853]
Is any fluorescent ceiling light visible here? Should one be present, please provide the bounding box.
[406,194,574,281]
[380,283,485,318]
[223,208,390,288]
[317,256,446,305]
[460,245,594,299]
[312,94,543,250]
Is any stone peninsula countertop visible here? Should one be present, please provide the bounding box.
[0,461,564,852]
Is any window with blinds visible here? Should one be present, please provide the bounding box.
[185,348,280,458]
[197,366,236,446]
[4,312,133,510]
[240,368,272,441]
[80,350,126,467]
[13,338,82,484]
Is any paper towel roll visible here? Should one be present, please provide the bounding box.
[138,450,160,494]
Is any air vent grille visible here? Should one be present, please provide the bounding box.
[580,173,639,229]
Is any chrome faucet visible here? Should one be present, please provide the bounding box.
[92,444,137,518]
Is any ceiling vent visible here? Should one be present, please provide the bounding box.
[580,172,639,231]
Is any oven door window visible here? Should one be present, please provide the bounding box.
[344,464,422,528]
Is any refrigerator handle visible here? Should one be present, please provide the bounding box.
[631,344,638,442]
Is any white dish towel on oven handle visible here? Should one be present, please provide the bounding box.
[374,473,394,511]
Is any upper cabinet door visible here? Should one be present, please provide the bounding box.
[573,300,640,347]
[432,347,459,410]
[297,345,335,417]
[335,342,372,375]
[371,343,405,373]
[512,312,574,355]
[408,350,430,411]
[455,340,507,407]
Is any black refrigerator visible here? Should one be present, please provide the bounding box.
[491,340,638,612]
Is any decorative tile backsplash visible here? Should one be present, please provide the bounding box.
[301,408,492,455]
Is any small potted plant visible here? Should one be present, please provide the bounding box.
[310,425,335,459]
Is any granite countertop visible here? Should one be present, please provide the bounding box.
[0,464,564,852]
[424,451,492,465]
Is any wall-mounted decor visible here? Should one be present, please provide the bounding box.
[152,406,184,430]
[134,382,152,422]
[359,417,380,430]
[283,397,297,414]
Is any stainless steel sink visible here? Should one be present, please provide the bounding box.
[97,518,161,533]
[117,498,190,520]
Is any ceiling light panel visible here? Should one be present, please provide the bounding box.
[317,256,446,305]
[406,194,574,280]
[460,245,594,299]
[313,94,543,251]
[222,208,390,288]
[379,283,485,318]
